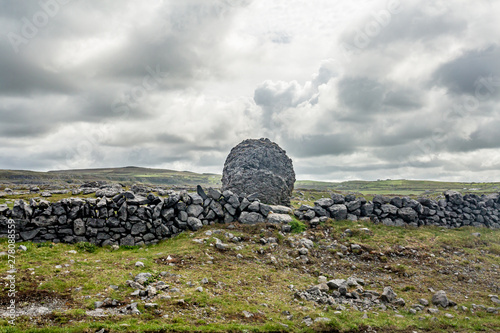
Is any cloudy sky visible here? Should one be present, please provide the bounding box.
[1,0,499,182]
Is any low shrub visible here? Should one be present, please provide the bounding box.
[290,218,306,233]
[75,242,97,253]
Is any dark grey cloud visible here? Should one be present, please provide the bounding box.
[0,43,77,96]
[0,0,250,139]
[282,134,358,158]
[337,77,385,114]
[432,45,500,98]
[339,1,469,51]
[156,133,190,145]
[337,77,423,119]
[445,120,500,153]
[383,88,423,109]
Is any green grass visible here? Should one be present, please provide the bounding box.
[295,179,500,197]
[0,220,498,333]
[289,217,306,233]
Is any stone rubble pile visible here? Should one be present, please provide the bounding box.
[296,279,464,315]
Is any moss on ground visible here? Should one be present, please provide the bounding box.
[0,218,498,333]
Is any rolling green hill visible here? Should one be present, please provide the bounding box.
[0,167,499,196]
[0,166,221,188]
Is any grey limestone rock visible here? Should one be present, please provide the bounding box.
[221,138,295,206]
[445,190,463,205]
[328,204,348,220]
[432,290,451,308]
[239,211,265,224]
[187,217,203,231]
[381,286,397,303]
[73,219,86,236]
[397,207,418,222]
[267,213,292,224]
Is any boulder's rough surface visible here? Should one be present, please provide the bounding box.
[221,138,295,206]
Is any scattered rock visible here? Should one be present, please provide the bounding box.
[134,273,152,284]
[300,238,314,249]
[381,287,397,303]
[432,290,450,308]
[427,308,439,314]
[242,310,253,318]
[314,317,331,323]
[327,279,346,290]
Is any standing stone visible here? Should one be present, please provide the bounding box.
[221,138,295,206]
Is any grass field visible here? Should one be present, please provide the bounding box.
[295,179,500,197]
[1,167,499,199]
[0,219,499,332]
[0,167,222,188]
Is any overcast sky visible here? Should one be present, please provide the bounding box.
[1,0,499,182]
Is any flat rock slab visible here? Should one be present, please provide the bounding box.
[267,213,292,224]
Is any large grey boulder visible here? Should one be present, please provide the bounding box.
[0,204,8,214]
[221,138,295,206]
[269,205,293,214]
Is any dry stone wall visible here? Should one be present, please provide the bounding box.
[0,186,292,246]
[0,188,498,246]
[298,190,500,229]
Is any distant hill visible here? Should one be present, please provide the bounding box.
[0,167,498,196]
[295,179,500,196]
[0,166,221,188]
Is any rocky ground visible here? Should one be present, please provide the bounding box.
[0,219,499,332]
